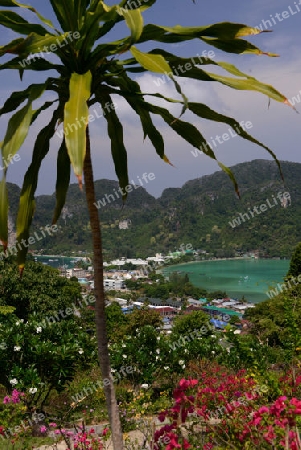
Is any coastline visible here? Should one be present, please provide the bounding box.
[161,258,289,303]
[163,256,249,267]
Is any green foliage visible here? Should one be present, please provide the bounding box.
[0,395,26,433]
[110,325,160,385]
[4,159,299,258]
[0,260,82,320]
[0,306,15,315]
[245,283,301,364]
[287,241,301,278]
[144,283,170,300]
[0,312,96,398]
[123,307,162,336]
[172,310,210,336]
[105,302,127,342]
[0,260,96,403]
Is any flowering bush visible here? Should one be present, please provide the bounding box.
[154,363,301,449]
[240,396,301,449]
[42,423,107,450]
[0,312,96,410]
[0,389,27,435]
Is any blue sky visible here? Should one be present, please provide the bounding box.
[0,0,300,197]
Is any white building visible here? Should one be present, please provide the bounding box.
[104,279,125,290]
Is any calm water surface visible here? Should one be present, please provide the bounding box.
[163,259,290,303]
[34,256,83,269]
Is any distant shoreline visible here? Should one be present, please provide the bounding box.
[163,257,257,270]
[161,257,289,303]
[162,256,288,269]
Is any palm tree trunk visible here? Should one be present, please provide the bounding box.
[83,126,124,449]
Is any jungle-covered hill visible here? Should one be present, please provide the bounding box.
[6,159,301,259]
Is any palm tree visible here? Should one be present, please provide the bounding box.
[0,1,291,447]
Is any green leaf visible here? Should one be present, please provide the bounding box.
[49,0,77,32]
[2,84,45,164]
[143,102,239,194]
[0,0,55,29]
[99,93,129,199]
[74,0,89,24]
[31,100,57,124]
[110,71,166,159]
[52,140,70,224]
[16,109,59,271]
[0,55,61,72]
[5,33,75,59]
[146,103,214,156]
[132,100,165,159]
[0,82,46,117]
[120,0,157,11]
[205,70,287,104]
[187,102,283,179]
[64,71,92,188]
[0,176,8,250]
[0,10,48,35]
[147,49,289,105]
[122,8,143,43]
[200,37,277,56]
[2,105,32,162]
[138,22,266,45]
[217,162,240,198]
[78,2,114,56]
[131,46,172,74]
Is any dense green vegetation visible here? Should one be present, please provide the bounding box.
[0,260,96,397]
[1,251,301,448]
[6,160,300,259]
[124,271,226,302]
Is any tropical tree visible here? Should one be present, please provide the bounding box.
[0,1,291,447]
[0,258,82,320]
[287,241,301,279]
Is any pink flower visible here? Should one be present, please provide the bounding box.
[40,425,47,433]
[258,406,269,414]
[49,422,57,428]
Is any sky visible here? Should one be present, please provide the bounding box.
[0,0,300,198]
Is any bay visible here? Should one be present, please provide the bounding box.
[163,258,290,303]
[33,255,86,269]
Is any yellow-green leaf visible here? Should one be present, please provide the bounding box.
[0,0,54,29]
[122,8,143,43]
[2,104,32,163]
[131,46,171,74]
[1,84,44,164]
[64,71,92,188]
[0,176,8,250]
[16,109,59,271]
[5,33,74,58]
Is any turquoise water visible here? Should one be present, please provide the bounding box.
[34,256,82,269]
[163,259,290,303]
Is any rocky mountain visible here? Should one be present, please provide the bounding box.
[6,159,301,259]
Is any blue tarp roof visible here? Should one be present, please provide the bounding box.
[210,318,228,329]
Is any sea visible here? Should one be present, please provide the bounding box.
[35,256,289,303]
[33,255,87,269]
[162,258,290,303]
